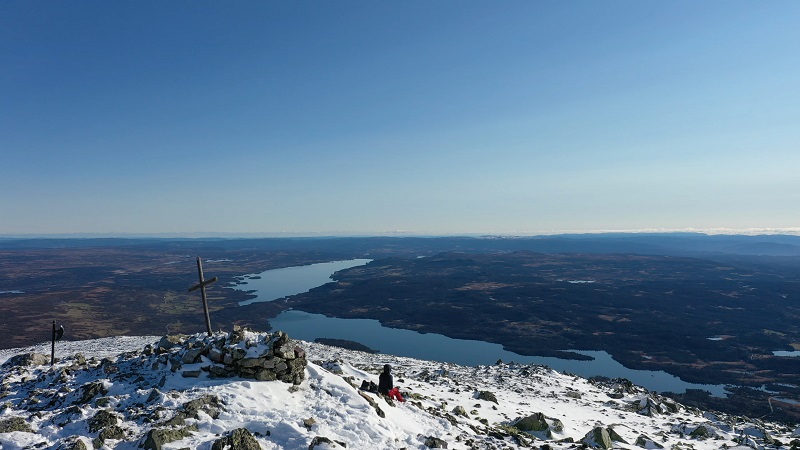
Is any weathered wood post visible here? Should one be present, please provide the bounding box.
[50,321,64,366]
[188,257,218,336]
[51,321,55,366]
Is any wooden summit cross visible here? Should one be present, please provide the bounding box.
[188,257,218,336]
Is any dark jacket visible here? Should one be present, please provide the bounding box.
[378,364,393,395]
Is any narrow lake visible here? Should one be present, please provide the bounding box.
[233,259,728,396]
[234,259,372,306]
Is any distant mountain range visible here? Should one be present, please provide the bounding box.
[2,232,800,256]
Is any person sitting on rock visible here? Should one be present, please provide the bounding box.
[388,386,405,402]
[378,364,406,402]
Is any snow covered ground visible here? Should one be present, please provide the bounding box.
[1,332,798,450]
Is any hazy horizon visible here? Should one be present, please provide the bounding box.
[2,227,800,240]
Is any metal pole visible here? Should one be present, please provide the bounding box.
[197,257,213,336]
[51,320,55,366]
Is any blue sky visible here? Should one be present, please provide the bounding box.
[2,1,799,236]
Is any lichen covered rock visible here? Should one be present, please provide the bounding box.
[0,416,33,433]
[211,427,261,450]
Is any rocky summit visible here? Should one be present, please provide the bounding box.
[155,326,307,384]
[0,329,798,449]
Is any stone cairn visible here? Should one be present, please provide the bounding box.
[151,326,307,385]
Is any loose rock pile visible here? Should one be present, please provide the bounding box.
[152,326,307,385]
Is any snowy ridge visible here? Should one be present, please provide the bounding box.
[0,331,798,450]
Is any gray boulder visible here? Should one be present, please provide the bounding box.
[607,427,628,444]
[476,390,498,404]
[208,347,224,362]
[424,436,448,448]
[689,425,710,439]
[211,427,262,450]
[146,388,163,404]
[452,405,468,417]
[255,369,277,381]
[514,412,551,431]
[513,412,564,439]
[88,410,118,433]
[308,436,346,449]
[183,394,224,420]
[228,347,247,361]
[637,396,680,416]
[741,425,774,443]
[157,335,186,353]
[163,395,223,427]
[92,425,125,448]
[54,436,89,450]
[565,390,582,399]
[2,352,49,367]
[635,434,664,448]
[661,398,680,413]
[76,381,108,405]
[142,425,197,450]
[208,365,231,378]
[181,347,204,364]
[0,416,32,433]
[238,357,267,368]
[581,426,628,449]
[672,422,720,440]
